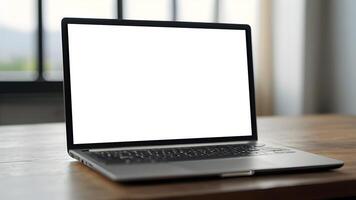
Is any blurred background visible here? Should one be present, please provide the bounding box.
[0,0,355,124]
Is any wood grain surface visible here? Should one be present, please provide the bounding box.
[0,114,355,200]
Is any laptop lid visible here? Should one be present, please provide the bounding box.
[62,18,257,150]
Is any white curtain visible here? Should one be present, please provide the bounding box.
[257,0,356,115]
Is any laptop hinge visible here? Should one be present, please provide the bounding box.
[88,140,259,152]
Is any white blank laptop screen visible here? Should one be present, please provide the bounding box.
[68,24,252,144]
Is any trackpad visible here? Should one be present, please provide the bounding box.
[174,157,276,173]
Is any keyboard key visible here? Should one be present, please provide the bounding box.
[89,144,294,164]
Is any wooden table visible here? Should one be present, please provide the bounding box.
[0,115,355,200]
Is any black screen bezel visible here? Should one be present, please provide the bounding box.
[61,18,258,151]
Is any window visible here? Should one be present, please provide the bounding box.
[123,0,258,26]
[123,0,171,20]
[0,0,36,81]
[0,0,258,92]
[177,0,215,22]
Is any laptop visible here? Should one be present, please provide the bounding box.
[61,18,343,182]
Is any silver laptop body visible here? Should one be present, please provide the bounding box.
[62,18,343,182]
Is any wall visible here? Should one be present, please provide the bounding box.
[0,93,64,125]
[272,0,356,115]
[319,0,356,114]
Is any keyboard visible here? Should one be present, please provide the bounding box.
[90,143,294,165]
